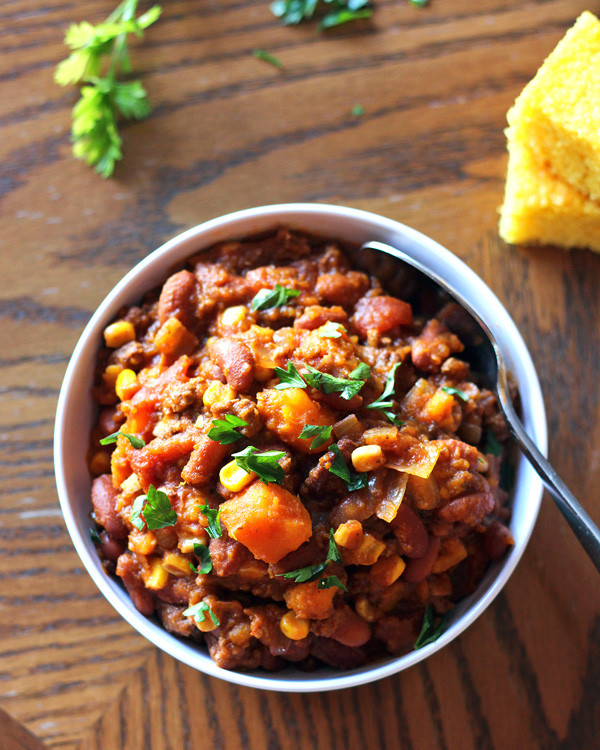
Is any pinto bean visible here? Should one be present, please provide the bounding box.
[91,474,128,540]
[437,489,494,524]
[353,295,413,337]
[403,536,442,583]
[390,503,429,558]
[331,607,371,647]
[158,269,196,328]
[209,338,255,392]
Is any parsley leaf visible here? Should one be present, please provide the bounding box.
[304,363,370,400]
[54,0,161,177]
[139,485,177,530]
[318,321,346,338]
[278,529,346,590]
[130,495,145,531]
[199,505,222,539]
[318,575,347,591]
[207,414,248,445]
[441,386,469,402]
[328,444,368,490]
[232,446,286,485]
[298,423,333,450]
[90,527,102,544]
[366,362,404,425]
[279,560,329,583]
[484,430,503,457]
[252,48,284,69]
[270,0,372,28]
[326,528,342,563]
[183,600,220,627]
[414,605,448,649]
[100,429,145,448]
[189,542,212,575]
[273,361,307,389]
[251,284,300,312]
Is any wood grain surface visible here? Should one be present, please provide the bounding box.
[2,0,599,748]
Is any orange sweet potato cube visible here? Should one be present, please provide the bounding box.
[219,481,312,564]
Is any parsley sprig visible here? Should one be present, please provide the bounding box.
[414,606,448,649]
[232,446,286,485]
[130,484,176,531]
[183,600,220,627]
[366,363,404,426]
[271,0,372,29]
[189,542,212,575]
[274,361,371,400]
[441,385,469,402]
[251,284,300,312]
[55,0,161,177]
[100,429,145,448]
[328,444,368,490]
[298,423,333,450]
[207,414,249,445]
[278,530,347,590]
[199,505,223,539]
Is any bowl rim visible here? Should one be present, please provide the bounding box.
[54,202,547,692]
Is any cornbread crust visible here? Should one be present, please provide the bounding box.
[507,11,600,201]
[499,128,600,253]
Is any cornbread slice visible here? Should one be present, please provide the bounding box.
[508,11,600,200]
[499,127,600,253]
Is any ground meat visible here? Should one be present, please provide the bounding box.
[90,228,514,674]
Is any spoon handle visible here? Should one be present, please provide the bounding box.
[497,376,600,572]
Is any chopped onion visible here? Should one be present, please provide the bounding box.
[363,425,399,446]
[373,469,407,523]
[385,440,443,478]
[333,414,363,440]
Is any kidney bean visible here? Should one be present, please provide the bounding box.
[116,553,155,616]
[331,608,371,647]
[484,521,515,560]
[353,296,413,337]
[437,490,494,524]
[390,503,429,558]
[403,536,442,583]
[181,434,228,485]
[209,337,255,392]
[98,530,126,562]
[316,271,369,307]
[158,269,196,328]
[91,474,128,540]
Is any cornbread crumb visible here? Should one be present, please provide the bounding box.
[499,129,600,253]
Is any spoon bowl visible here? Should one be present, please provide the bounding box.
[359,240,600,572]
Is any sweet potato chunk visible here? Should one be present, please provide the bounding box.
[283,580,337,620]
[219,481,312,564]
[256,387,335,453]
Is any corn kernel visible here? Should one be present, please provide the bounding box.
[129,530,156,556]
[432,538,468,574]
[120,472,141,495]
[203,380,236,409]
[355,596,380,623]
[370,555,406,587]
[334,520,364,550]
[280,611,310,640]
[219,459,256,492]
[115,368,139,401]
[103,320,136,348]
[162,552,192,577]
[220,305,250,330]
[143,557,169,590]
[351,445,385,473]
[102,363,123,390]
[89,450,111,476]
[344,533,386,566]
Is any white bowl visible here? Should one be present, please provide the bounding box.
[54,203,547,692]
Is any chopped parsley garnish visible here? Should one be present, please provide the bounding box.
[252,48,283,68]
[351,104,365,117]
[409,0,428,6]
[54,0,162,177]
[328,444,368,490]
[199,505,223,539]
[366,362,403,425]
[90,527,102,544]
[251,284,300,312]
[207,414,249,444]
[298,423,333,450]
[278,530,346,590]
[414,606,448,649]
[273,361,307,389]
[100,430,145,448]
[441,385,469,402]
[318,321,346,338]
[130,484,177,531]
[270,0,372,29]
[189,542,212,575]
[232,446,286,485]
[484,430,503,457]
[183,601,220,627]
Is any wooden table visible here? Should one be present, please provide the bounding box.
[2,0,599,747]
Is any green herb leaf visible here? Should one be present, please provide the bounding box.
[134,484,177,530]
[414,605,447,649]
[326,528,342,563]
[298,423,333,450]
[253,48,284,68]
[409,0,428,6]
[273,361,307,390]
[232,446,286,485]
[318,321,346,338]
[100,429,145,448]
[192,542,212,574]
[304,363,370,400]
[199,504,223,539]
[183,600,220,627]
[207,414,249,445]
[328,445,368,490]
[270,0,371,28]
[484,430,503,457]
[366,362,404,425]
[319,7,372,28]
[351,104,365,117]
[251,284,300,312]
[441,385,469,402]
[90,527,102,544]
[317,575,347,591]
[279,561,329,583]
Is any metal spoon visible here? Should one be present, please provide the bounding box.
[358,239,600,572]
